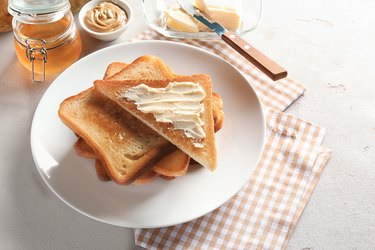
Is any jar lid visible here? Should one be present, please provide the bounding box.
[8,0,71,23]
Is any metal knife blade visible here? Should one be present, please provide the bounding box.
[177,0,226,36]
[177,0,288,81]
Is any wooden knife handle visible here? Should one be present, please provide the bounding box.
[222,31,287,81]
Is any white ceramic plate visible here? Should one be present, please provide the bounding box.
[30,41,265,228]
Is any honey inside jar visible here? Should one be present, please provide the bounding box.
[11,7,82,82]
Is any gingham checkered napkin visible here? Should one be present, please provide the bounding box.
[133,30,331,249]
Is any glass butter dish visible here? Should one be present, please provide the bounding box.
[142,0,262,40]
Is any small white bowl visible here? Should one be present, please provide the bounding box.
[78,0,132,41]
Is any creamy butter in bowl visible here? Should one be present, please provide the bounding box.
[79,0,132,41]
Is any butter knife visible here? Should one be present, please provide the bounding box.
[177,0,287,81]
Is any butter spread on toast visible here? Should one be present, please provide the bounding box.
[121,82,206,148]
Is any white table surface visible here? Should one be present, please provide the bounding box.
[1,0,374,249]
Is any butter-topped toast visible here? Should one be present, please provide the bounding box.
[78,59,223,178]
[94,75,217,171]
[60,55,221,185]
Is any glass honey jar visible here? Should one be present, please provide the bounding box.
[8,0,82,83]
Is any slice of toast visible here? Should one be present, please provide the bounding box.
[103,62,128,80]
[95,160,111,181]
[212,92,224,133]
[104,59,224,133]
[94,75,217,171]
[108,55,175,81]
[58,87,175,185]
[74,137,97,159]
[133,169,159,185]
[153,149,189,177]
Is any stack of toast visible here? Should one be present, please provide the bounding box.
[58,55,224,185]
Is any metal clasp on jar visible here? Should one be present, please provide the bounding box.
[25,38,48,83]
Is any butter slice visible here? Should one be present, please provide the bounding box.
[164,8,200,33]
[194,0,242,31]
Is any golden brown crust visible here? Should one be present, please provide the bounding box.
[94,75,217,170]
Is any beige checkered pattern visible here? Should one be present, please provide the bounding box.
[133,30,331,249]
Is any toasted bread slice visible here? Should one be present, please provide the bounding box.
[105,62,129,78]
[153,149,189,177]
[109,55,175,81]
[103,62,129,79]
[212,92,224,133]
[74,138,97,159]
[58,87,175,184]
[105,59,224,133]
[73,61,130,161]
[104,60,224,133]
[133,169,159,185]
[95,160,111,181]
[94,75,217,171]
